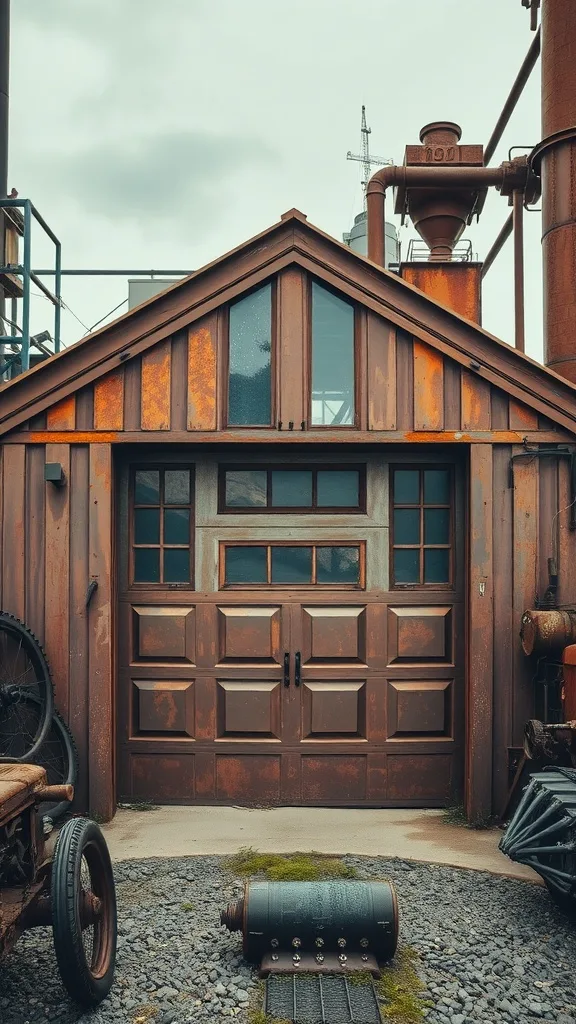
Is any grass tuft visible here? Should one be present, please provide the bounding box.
[118,800,156,812]
[227,846,357,881]
[377,946,433,1023]
[180,901,195,912]
[132,1006,159,1024]
[443,804,497,830]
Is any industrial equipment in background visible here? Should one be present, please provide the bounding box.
[344,105,400,267]
[221,879,399,1024]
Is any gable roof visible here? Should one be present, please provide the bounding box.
[1,208,576,436]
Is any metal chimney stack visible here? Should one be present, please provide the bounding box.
[537,0,576,383]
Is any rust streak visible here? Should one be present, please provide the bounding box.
[413,340,444,429]
[94,370,124,430]
[188,324,217,430]
[28,432,119,443]
[46,395,76,430]
[141,339,171,430]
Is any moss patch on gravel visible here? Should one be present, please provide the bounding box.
[377,946,432,1023]
[228,846,357,881]
[132,1006,159,1024]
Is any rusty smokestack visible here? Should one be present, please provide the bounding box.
[537,0,576,383]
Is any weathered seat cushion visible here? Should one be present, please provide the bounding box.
[0,764,47,821]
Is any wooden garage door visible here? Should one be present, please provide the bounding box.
[116,462,464,806]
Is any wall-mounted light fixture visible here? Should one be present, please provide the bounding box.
[44,462,66,487]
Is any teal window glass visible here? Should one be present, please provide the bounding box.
[135,470,160,505]
[225,547,267,584]
[424,549,450,583]
[424,508,450,545]
[164,549,190,584]
[424,469,450,505]
[394,470,419,504]
[393,509,420,545]
[225,470,267,507]
[271,547,313,584]
[134,508,160,545]
[165,470,190,504]
[317,470,360,507]
[271,471,313,507]
[228,284,272,425]
[134,549,160,583]
[164,509,190,545]
[393,549,420,584]
[311,283,355,426]
[317,546,360,584]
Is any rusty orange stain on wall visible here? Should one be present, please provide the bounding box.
[187,324,217,430]
[46,395,76,430]
[413,340,444,429]
[461,370,490,429]
[509,399,539,430]
[141,339,171,430]
[94,369,124,430]
[402,264,481,323]
[29,431,119,443]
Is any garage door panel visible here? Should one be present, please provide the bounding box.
[387,606,453,665]
[132,605,196,663]
[133,679,195,737]
[217,606,283,664]
[387,680,453,738]
[131,753,195,803]
[301,756,366,802]
[216,755,281,802]
[302,681,366,739]
[387,754,452,801]
[301,606,367,665]
[217,680,281,739]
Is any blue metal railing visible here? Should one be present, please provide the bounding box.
[0,198,62,374]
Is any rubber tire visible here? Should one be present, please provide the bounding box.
[0,610,54,762]
[51,817,117,1007]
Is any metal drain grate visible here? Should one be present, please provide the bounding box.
[265,973,382,1024]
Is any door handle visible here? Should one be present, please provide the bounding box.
[283,652,290,687]
[295,651,301,687]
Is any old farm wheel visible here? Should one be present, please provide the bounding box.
[51,818,117,1007]
[0,612,54,762]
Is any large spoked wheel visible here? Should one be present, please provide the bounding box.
[13,693,78,824]
[51,818,117,1007]
[0,611,54,762]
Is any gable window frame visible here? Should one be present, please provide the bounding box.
[224,279,277,429]
[308,277,359,430]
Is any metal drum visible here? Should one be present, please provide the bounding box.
[221,880,399,964]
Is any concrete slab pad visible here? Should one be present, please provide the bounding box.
[101,805,540,883]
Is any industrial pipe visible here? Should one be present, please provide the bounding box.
[366,162,526,267]
[481,211,514,278]
[483,28,541,166]
[539,0,576,383]
[513,190,526,352]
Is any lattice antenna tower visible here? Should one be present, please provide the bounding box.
[346,105,393,209]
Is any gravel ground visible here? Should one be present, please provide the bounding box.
[1,856,575,1024]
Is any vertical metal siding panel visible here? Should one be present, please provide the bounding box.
[76,387,94,430]
[490,388,509,430]
[395,330,414,430]
[277,269,305,430]
[46,396,76,430]
[188,316,218,430]
[2,445,25,619]
[461,371,491,429]
[94,369,125,430]
[367,315,396,430]
[141,339,171,430]
[69,445,90,812]
[467,444,494,822]
[413,341,444,430]
[170,331,188,431]
[0,446,3,608]
[88,443,114,820]
[443,359,461,430]
[512,454,538,741]
[509,400,539,431]
[538,457,559,599]
[25,446,46,643]
[123,358,142,431]
[44,443,71,716]
[558,458,576,605]
[492,446,514,816]
[29,412,47,430]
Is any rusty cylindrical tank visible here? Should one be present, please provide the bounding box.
[520,608,576,656]
[538,0,576,383]
[221,880,398,965]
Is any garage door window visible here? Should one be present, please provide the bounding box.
[132,468,193,584]
[391,467,452,587]
[221,542,364,588]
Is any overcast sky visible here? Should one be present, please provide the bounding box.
[9,1,544,359]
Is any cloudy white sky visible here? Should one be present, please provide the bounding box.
[9,0,543,358]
